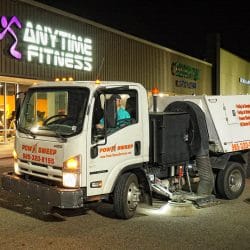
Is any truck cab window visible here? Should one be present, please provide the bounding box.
[18,87,89,138]
[92,90,138,140]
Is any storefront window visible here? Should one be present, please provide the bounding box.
[0,83,4,137]
[0,82,6,142]
[0,82,17,143]
[0,82,32,143]
[6,83,16,137]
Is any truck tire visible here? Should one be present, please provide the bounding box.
[113,173,140,219]
[216,162,246,199]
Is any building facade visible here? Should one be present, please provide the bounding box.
[220,49,250,95]
[0,0,212,143]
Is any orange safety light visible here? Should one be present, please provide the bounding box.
[178,166,183,177]
[151,87,160,95]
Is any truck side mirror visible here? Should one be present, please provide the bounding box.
[15,92,25,121]
[104,98,117,128]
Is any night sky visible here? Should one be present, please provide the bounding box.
[34,0,250,62]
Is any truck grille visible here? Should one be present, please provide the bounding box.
[18,159,62,182]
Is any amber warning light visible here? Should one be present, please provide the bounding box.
[151,87,159,112]
[151,87,160,96]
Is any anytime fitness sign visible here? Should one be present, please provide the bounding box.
[0,16,93,71]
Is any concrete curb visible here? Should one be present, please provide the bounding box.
[0,156,13,160]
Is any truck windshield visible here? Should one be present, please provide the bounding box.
[18,87,89,138]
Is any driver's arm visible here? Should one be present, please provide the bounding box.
[96,117,104,129]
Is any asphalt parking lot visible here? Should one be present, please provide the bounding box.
[0,158,250,250]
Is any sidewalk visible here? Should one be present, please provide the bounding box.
[0,142,14,159]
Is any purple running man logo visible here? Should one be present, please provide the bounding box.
[0,16,22,59]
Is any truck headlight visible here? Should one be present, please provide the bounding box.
[63,155,81,188]
[13,149,21,175]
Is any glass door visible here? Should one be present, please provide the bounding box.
[0,82,16,144]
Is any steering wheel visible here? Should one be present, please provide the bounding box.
[117,118,132,128]
[43,114,67,126]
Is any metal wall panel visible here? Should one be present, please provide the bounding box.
[220,49,250,94]
[0,0,212,94]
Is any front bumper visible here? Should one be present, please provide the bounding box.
[1,172,85,209]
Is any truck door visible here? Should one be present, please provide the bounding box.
[86,87,144,197]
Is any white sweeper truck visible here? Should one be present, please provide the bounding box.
[1,81,249,219]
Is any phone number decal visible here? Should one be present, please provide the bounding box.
[231,141,250,151]
[22,153,55,165]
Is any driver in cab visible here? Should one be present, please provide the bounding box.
[96,94,130,129]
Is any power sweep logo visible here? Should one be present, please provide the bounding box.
[0,16,22,59]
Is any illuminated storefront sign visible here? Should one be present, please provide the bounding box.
[171,62,200,80]
[0,16,93,71]
[239,77,250,85]
[171,62,200,89]
[175,80,197,89]
[0,16,22,59]
[23,21,93,71]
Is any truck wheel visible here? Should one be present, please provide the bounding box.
[216,162,245,199]
[113,173,140,219]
